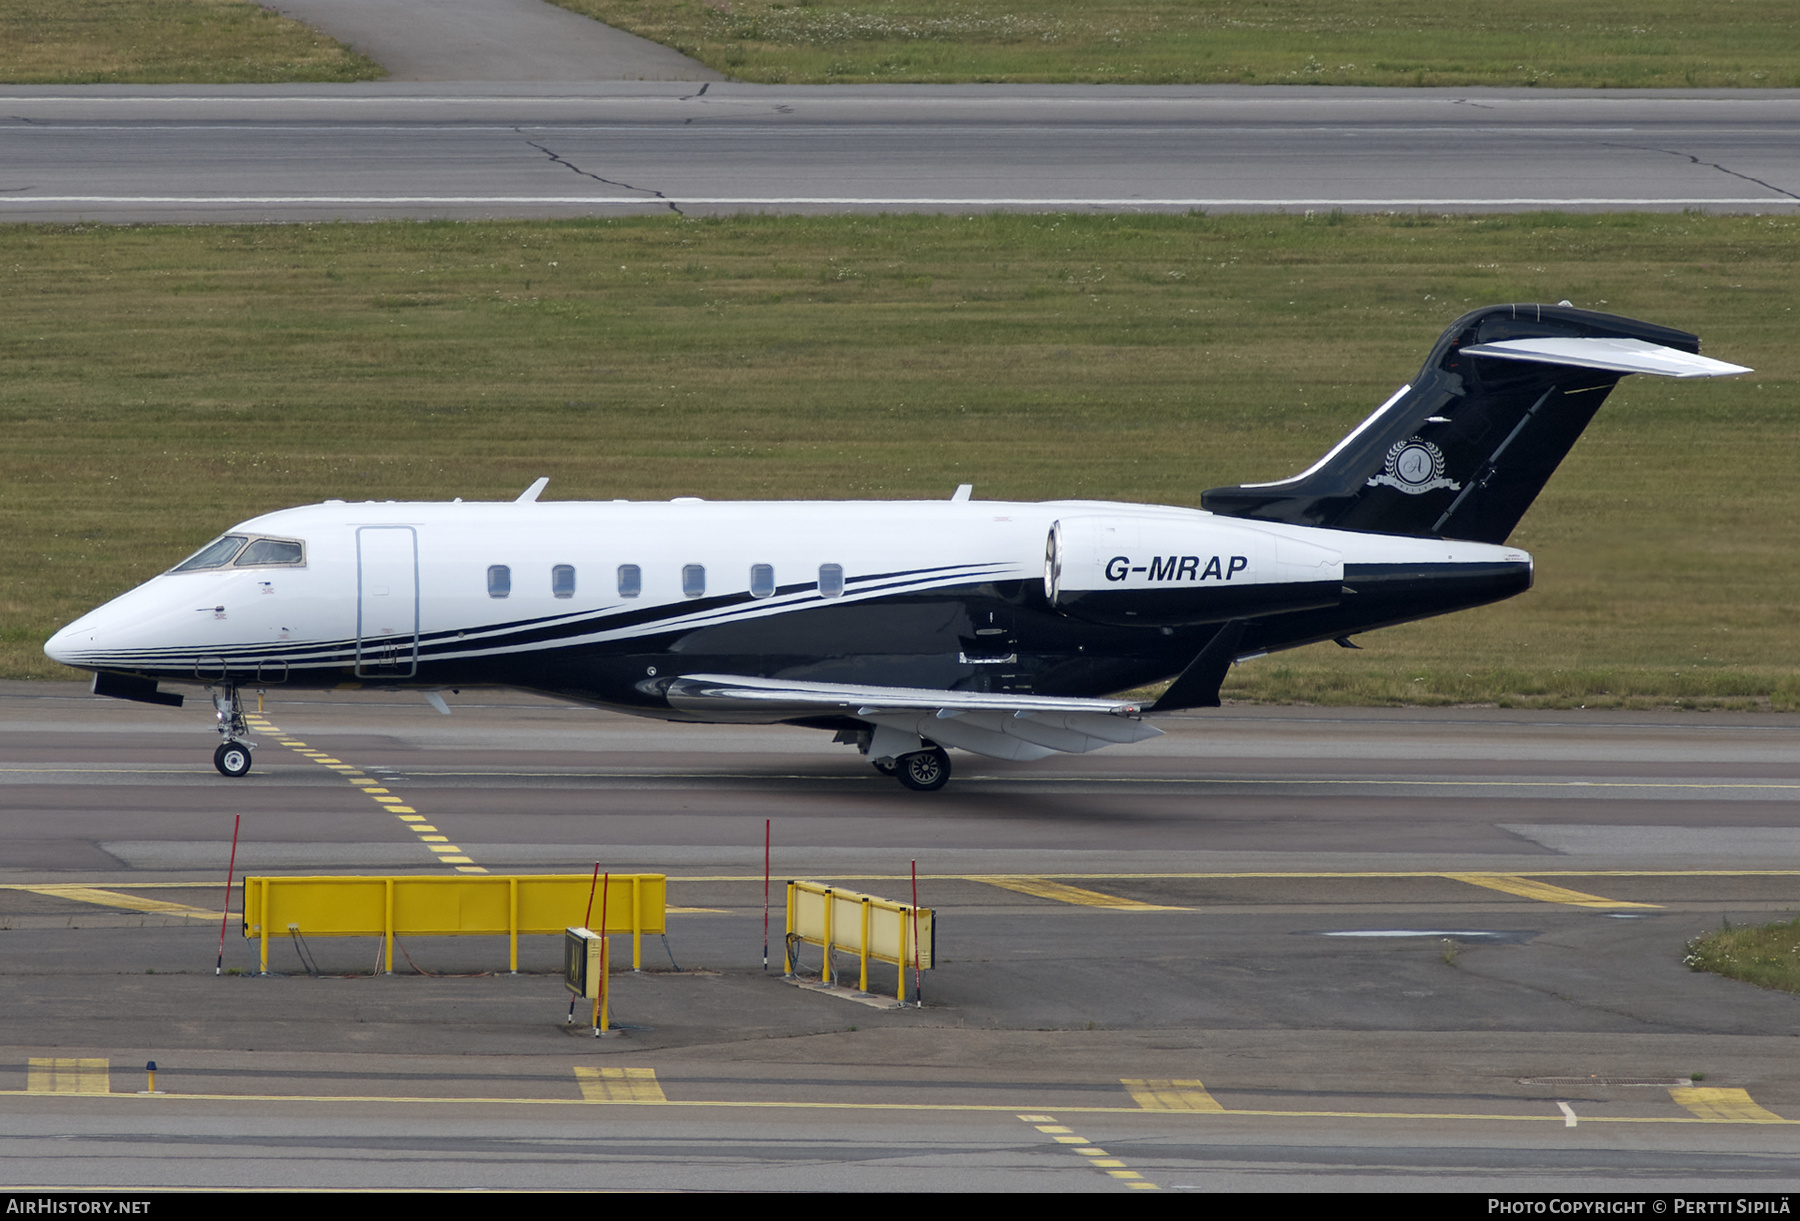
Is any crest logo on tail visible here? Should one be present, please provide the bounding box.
[1368,437,1460,495]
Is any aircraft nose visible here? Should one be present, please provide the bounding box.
[44,616,100,668]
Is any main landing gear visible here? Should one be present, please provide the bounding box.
[842,725,952,791]
[890,747,951,792]
[210,685,254,778]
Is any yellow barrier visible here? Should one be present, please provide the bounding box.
[784,880,934,1003]
[242,874,666,975]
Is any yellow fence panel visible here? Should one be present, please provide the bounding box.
[784,880,934,1002]
[243,874,666,974]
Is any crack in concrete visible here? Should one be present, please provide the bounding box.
[1609,143,1800,202]
[520,132,683,215]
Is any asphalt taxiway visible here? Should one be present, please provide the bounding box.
[1,85,1796,221]
[2,679,1799,1190]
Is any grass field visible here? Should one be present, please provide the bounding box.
[0,0,380,84]
[2,211,1795,706]
[1685,918,1800,994]
[550,0,1800,87]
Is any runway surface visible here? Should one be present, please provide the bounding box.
[3,678,1799,1190]
[2,84,1797,221]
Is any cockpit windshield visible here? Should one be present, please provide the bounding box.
[236,538,304,566]
[170,534,306,573]
[172,535,248,572]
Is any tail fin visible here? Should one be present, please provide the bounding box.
[1201,304,1747,544]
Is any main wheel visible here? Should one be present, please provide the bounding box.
[871,758,897,776]
[214,741,252,778]
[894,747,950,792]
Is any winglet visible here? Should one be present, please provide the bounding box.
[951,484,973,502]
[1150,621,1247,713]
[515,477,549,504]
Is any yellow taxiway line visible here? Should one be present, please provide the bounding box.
[2,1091,1791,1124]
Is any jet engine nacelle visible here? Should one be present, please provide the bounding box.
[1045,515,1343,627]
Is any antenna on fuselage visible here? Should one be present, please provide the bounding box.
[515,477,549,503]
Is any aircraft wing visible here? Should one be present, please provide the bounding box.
[663,673,1161,761]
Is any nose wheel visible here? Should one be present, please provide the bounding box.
[214,741,253,777]
[210,685,254,778]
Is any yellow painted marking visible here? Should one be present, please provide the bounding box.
[4,1089,1797,1123]
[649,867,1800,882]
[27,1059,108,1094]
[574,1067,666,1103]
[1444,873,1658,909]
[1122,1078,1226,1112]
[1024,1113,1159,1190]
[1670,1087,1785,1123]
[1126,1183,1159,1190]
[975,876,1184,911]
[668,906,726,913]
[12,885,219,919]
[270,736,480,872]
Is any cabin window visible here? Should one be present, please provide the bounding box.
[552,564,576,598]
[818,563,845,598]
[749,563,775,599]
[234,538,305,568]
[172,535,248,572]
[617,564,641,598]
[682,564,706,599]
[487,565,511,598]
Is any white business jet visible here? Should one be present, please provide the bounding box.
[45,305,1747,790]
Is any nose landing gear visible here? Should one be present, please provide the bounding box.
[210,686,254,777]
[214,740,252,777]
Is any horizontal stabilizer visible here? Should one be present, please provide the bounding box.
[1461,337,1750,379]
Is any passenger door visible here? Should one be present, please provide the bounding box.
[356,526,419,678]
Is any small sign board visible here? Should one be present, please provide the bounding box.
[564,927,603,999]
